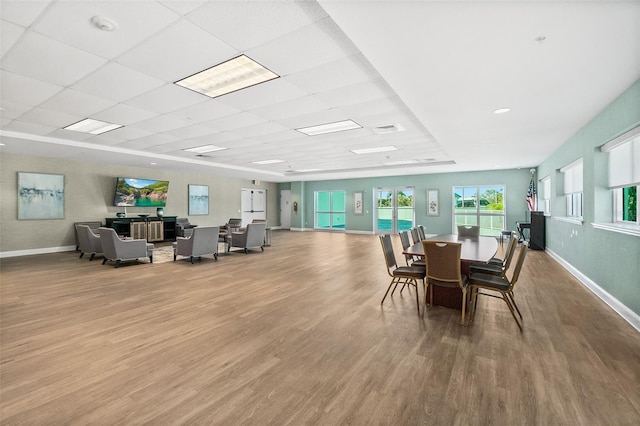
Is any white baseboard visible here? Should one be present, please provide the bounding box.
[546,248,640,333]
[345,230,375,235]
[0,245,76,258]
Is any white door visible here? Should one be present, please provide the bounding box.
[280,190,291,229]
[241,189,266,225]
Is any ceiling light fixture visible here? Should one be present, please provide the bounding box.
[351,146,398,155]
[91,16,118,31]
[63,118,123,135]
[288,168,324,173]
[493,108,511,114]
[183,144,228,154]
[175,54,279,98]
[296,119,362,136]
[252,159,285,165]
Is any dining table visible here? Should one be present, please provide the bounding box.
[403,234,498,310]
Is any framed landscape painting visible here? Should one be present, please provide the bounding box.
[189,184,209,215]
[18,172,65,219]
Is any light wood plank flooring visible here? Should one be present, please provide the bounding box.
[1,231,639,424]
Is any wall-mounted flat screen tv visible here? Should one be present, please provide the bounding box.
[113,177,169,207]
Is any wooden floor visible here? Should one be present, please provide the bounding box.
[1,231,639,424]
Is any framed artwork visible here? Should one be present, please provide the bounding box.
[18,172,65,219]
[353,191,364,215]
[188,184,209,215]
[427,189,439,216]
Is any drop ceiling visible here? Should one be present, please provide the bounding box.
[1,0,639,183]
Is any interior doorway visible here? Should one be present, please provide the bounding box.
[280,190,291,229]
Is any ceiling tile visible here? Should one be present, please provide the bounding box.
[0,0,51,27]
[160,1,207,16]
[185,1,327,51]
[91,104,157,126]
[135,115,191,133]
[3,119,56,136]
[284,54,377,94]
[229,121,290,139]
[1,19,25,58]
[220,78,309,111]
[164,124,218,139]
[0,70,63,106]
[117,19,238,82]
[202,112,267,132]
[40,88,117,117]
[72,62,166,103]
[0,100,32,120]
[32,0,181,59]
[250,95,330,122]
[91,126,154,144]
[125,84,207,115]
[2,32,107,86]
[247,17,359,76]
[165,100,241,123]
[18,106,82,129]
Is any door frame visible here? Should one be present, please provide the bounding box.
[375,187,415,235]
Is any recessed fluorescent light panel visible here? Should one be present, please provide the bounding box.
[296,120,362,136]
[290,169,324,173]
[64,118,123,135]
[493,108,511,114]
[252,159,285,165]
[351,146,398,155]
[183,144,228,154]
[175,54,279,98]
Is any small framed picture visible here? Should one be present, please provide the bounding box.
[427,189,439,216]
[188,184,209,215]
[354,191,364,215]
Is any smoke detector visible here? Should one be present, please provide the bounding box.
[91,16,118,31]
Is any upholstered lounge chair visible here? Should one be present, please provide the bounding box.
[176,218,197,238]
[98,227,154,267]
[76,224,102,261]
[173,226,220,263]
[230,222,266,253]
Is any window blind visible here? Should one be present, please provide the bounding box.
[607,135,640,188]
[560,159,583,194]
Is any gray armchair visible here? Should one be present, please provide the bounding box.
[173,226,220,263]
[176,218,197,238]
[77,224,102,261]
[98,227,154,267]
[230,223,266,253]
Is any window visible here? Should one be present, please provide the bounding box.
[540,175,551,216]
[603,126,640,226]
[315,191,345,230]
[615,185,638,224]
[560,158,583,220]
[453,185,505,236]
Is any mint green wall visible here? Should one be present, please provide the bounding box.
[289,168,532,234]
[536,79,640,316]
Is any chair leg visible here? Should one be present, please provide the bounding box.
[461,287,467,325]
[414,279,420,315]
[102,258,107,265]
[150,255,153,264]
[214,253,218,260]
[381,279,396,305]
[501,292,523,332]
[114,259,121,268]
[190,256,194,264]
[508,291,523,319]
[89,253,95,261]
[79,252,84,259]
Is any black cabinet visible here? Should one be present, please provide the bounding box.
[105,216,177,241]
[529,211,546,250]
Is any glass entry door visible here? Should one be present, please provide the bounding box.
[375,187,415,234]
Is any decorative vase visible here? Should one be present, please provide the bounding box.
[156,207,164,218]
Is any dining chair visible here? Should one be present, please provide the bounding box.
[399,231,426,268]
[468,242,529,332]
[457,225,480,238]
[417,225,426,241]
[422,240,468,324]
[379,234,426,314]
[410,227,421,244]
[469,233,518,277]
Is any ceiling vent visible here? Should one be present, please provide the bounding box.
[373,124,405,134]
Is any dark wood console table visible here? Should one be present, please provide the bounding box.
[105,216,176,242]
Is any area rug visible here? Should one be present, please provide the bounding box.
[152,245,174,264]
